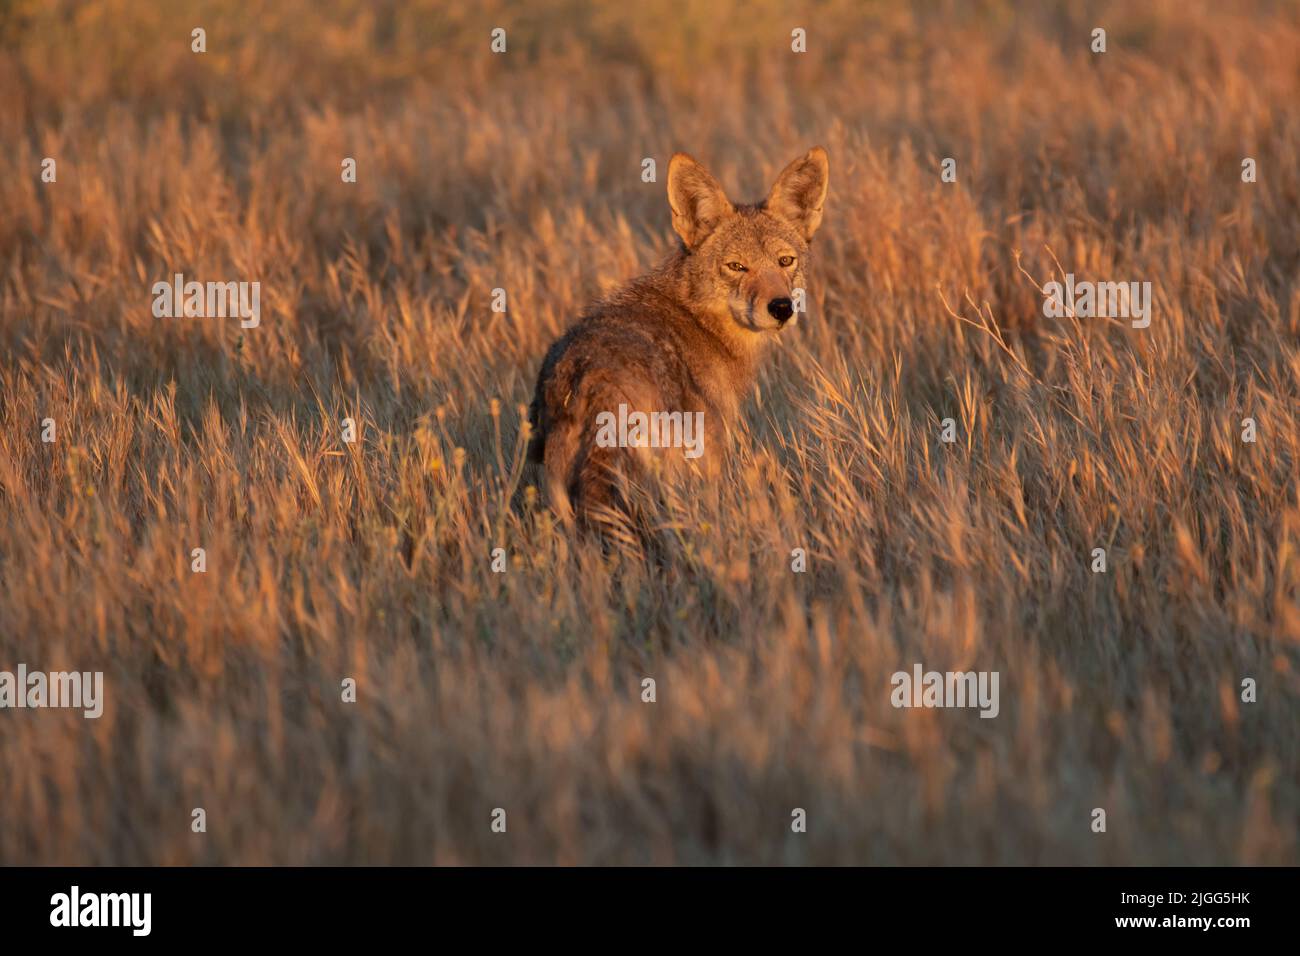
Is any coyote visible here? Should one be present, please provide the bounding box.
[527,147,830,529]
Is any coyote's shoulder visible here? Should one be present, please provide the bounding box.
[528,148,829,529]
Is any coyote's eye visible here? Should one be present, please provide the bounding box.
[778,255,796,267]
[726,262,747,273]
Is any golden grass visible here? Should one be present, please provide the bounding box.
[0,0,1297,864]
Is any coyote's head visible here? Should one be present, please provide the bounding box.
[666,147,829,334]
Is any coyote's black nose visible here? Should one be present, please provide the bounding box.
[767,298,794,323]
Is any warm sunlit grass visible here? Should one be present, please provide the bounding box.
[0,0,1297,864]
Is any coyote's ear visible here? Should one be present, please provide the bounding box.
[667,153,733,250]
[765,147,829,241]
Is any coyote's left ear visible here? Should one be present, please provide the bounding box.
[765,147,829,241]
[667,153,734,250]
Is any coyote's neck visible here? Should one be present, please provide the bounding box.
[605,262,760,432]
[648,254,768,377]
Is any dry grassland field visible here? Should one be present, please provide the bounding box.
[0,0,1297,866]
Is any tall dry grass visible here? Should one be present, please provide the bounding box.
[0,0,1297,864]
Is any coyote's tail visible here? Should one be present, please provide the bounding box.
[540,414,653,537]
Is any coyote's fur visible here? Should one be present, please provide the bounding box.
[527,147,830,530]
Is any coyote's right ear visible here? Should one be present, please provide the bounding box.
[766,147,830,241]
[667,153,733,250]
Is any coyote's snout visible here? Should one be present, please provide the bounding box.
[527,147,830,529]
